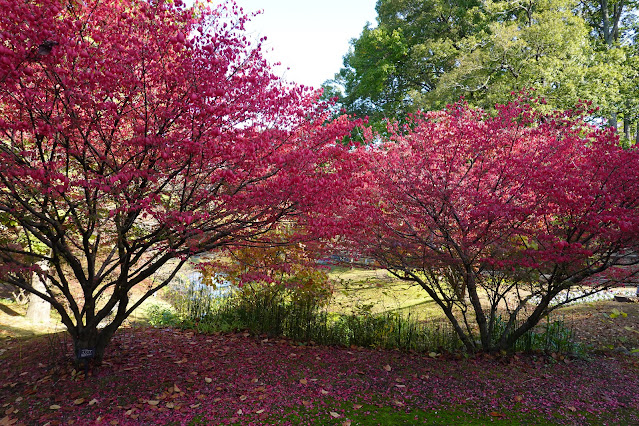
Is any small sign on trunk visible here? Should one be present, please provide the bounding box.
[78,348,95,359]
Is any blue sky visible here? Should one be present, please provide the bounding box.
[235,1,378,88]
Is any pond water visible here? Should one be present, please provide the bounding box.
[170,271,234,299]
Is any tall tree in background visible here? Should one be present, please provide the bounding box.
[324,0,485,123]
[0,0,353,361]
[578,0,639,137]
[327,0,638,132]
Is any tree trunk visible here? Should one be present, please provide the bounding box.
[71,294,130,364]
[610,111,618,130]
[25,261,51,324]
[624,117,630,140]
[72,320,119,364]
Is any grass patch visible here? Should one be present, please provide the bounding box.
[246,401,561,425]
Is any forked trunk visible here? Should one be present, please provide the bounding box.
[71,311,125,364]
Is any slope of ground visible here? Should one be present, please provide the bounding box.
[1,326,638,425]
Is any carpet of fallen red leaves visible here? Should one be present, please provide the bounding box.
[1,326,638,425]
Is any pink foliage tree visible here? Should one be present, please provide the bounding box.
[0,0,352,360]
[341,98,639,352]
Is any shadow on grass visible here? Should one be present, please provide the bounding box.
[0,304,21,316]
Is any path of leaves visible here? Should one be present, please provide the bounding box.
[1,327,638,425]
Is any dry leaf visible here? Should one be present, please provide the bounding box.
[320,389,329,395]
[567,406,577,412]
[89,399,98,406]
[204,378,212,383]
[383,364,392,372]
[73,398,85,405]
[513,395,523,403]
[302,400,311,407]
[489,412,505,417]
[189,404,201,409]
[329,411,340,418]
[428,352,438,358]
[173,384,182,393]
[49,405,61,410]
[147,400,159,406]
[342,421,352,426]
[237,409,243,415]
[299,379,308,385]
[165,403,175,409]
[395,384,406,388]
[353,404,362,409]
[255,409,265,414]
[239,395,247,401]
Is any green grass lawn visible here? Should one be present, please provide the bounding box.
[327,267,444,320]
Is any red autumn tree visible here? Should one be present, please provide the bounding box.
[0,0,353,361]
[341,98,639,352]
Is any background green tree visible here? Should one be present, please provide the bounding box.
[326,0,638,137]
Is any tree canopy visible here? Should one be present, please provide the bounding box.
[336,98,639,352]
[326,0,639,139]
[0,0,352,360]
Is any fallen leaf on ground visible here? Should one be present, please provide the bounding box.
[330,411,340,418]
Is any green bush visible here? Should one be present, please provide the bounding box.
[145,304,180,327]
[154,280,581,356]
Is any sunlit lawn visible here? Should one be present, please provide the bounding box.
[327,267,444,320]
